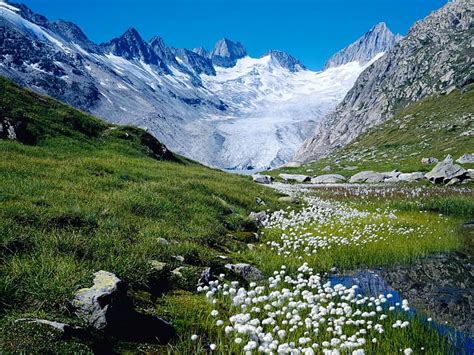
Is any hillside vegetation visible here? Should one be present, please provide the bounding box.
[0,77,283,352]
[274,86,474,177]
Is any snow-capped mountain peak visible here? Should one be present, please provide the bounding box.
[210,38,247,68]
[265,50,306,72]
[324,22,402,69]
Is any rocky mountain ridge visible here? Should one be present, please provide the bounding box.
[296,0,473,163]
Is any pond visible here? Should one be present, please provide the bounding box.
[330,248,473,354]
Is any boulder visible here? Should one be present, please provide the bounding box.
[456,153,474,164]
[72,270,175,344]
[252,174,273,184]
[398,172,425,182]
[467,169,474,179]
[421,157,439,164]
[225,263,264,282]
[311,174,347,184]
[322,165,332,172]
[72,271,127,331]
[425,155,467,184]
[279,174,311,183]
[248,211,267,226]
[349,171,386,183]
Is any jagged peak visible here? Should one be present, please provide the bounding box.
[265,50,306,72]
[323,22,402,69]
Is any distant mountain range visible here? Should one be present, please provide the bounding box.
[296,0,472,163]
[0,0,400,169]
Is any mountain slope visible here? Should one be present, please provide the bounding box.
[296,0,473,163]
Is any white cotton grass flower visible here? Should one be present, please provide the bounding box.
[190,334,198,341]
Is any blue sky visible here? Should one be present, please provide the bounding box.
[20,0,447,70]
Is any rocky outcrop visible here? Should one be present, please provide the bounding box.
[425,155,468,183]
[296,0,472,162]
[324,22,402,69]
[397,172,424,182]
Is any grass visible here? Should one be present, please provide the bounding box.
[272,86,474,178]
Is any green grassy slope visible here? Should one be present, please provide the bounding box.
[0,77,283,352]
[273,86,474,177]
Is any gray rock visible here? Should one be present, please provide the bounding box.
[252,174,273,184]
[197,267,213,287]
[456,153,474,164]
[157,238,170,246]
[425,155,467,184]
[225,263,264,282]
[256,197,266,206]
[311,174,347,184]
[422,157,439,164]
[349,171,386,183]
[446,177,461,186]
[279,173,311,183]
[173,255,185,262]
[467,169,474,179]
[343,166,358,171]
[398,172,425,182]
[14,318,78,335]
[150,260,167,272]
[322,165,332,172]
[72,271,127,331]
[249,211,267,226]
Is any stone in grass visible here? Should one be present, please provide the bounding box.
[397,172,425,182]
[456,153,474,164]
[72,270,127,331]
[421,157,438,164]
[256,197,266,206]
[279,173,311,183]
[322,165,332,172]
[14,318,83,338]
[248,211,267,226]
[225,263,264,282]
[425,155,467,184]
[252,174,273,184]
[349,171,386,183]
[311,174,346,184]
[72,270,175,344]
[446,178,461,186]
